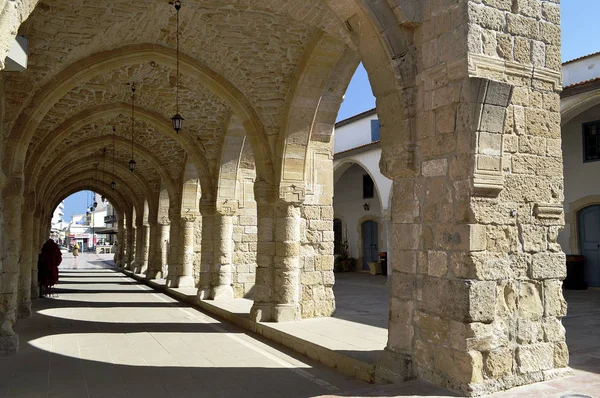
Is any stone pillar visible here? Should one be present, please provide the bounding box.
[272,201,301,321]
[149,221,169,279]
[132,219,144,273]
[30,214,40,299]
[18,208,33,319]
[381,209,393,282]
[125,216,134,270]
[117,217,125,268]
[249,181,275,322]
[0,185,24,354]
[210,209,235,300]
[136,224,149,274]
[175,215,196,288]
[195,202,213,299]
[166,217,180,286]
[145,220,161,279]
[145,221,157,278]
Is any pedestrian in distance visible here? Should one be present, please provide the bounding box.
[37,238,62,298]
[73,242,80,257]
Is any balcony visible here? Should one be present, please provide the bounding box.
[104,215,117,224]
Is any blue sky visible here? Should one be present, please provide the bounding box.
[60,3,594,221]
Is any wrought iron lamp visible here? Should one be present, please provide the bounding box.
[171,0,184,133]
[129,84,136,173]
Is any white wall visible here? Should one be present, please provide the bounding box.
[333,114,378,153]
[334,148,392,210]
[559,102,600,253]
[333,163,385,262]
[563,53,600,87]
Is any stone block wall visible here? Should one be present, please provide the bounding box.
[232,203,258,298]
[373,0,567,395]
[298,143,336,319]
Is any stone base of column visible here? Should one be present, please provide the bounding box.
[176,275,195,288]
[249,302,272,322]
[211,285,233,300]
[145,270,159,280]
[17,302,31,320]
[0,333,19,355]
[273,304,300,322]
[375,348,413,383]
[197,287,211,300]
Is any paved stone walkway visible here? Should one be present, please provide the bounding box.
[4,253,600,397]
[4,253,367,397]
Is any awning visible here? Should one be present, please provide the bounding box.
[94,228,117,234]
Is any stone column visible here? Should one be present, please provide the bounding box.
[175,215,196,288]
[145,220,161,279]
[136,224,149,274]
[210,209,235,300]
[117,217,125,268]
[125,216,134,270]
[18,208,33,319]
[145,222,157,277]
[149,221,169,279]
[132,219,144,273]
[0,185,24,354]
[30,214,40,299]
[272,201,301,322]
[250,181,275,322]
[381,209,393,282]
[166,217,180,286]
[197,201,214,299]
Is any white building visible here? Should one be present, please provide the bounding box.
[333,110,392,275]
[332,53,600,288]
[50,200,66,244]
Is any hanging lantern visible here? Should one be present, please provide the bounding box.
[171,113,184,133]
[129,158,136,172]
[171,0,184,133]
[111,181,117,190]
[93,201,98,208]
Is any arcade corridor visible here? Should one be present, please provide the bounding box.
[4,254,365,397]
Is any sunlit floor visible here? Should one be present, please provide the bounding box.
[5,253,367,398]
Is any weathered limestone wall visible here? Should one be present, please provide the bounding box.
[298,142,336,318]
[231,170,257,299]
[372,0,567,395]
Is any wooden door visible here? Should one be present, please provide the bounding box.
[579,205,600,287]
[362,221,378,271]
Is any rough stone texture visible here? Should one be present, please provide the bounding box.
[0,0,569,396]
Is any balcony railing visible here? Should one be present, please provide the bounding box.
[104,215,117,223]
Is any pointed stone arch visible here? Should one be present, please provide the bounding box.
[4,43,274,189]
[33,136,176,203]
[24,102,207,196]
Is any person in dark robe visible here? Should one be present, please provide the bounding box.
[37,238,62,298]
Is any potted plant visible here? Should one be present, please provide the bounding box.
[334,240,357,272]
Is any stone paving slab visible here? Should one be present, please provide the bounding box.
[126,270,387,383]
[7,254,369,398]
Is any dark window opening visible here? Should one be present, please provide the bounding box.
[371,119,381,142]
[363,174,374,199]
[583,121,600,162]
[334,219,343,255]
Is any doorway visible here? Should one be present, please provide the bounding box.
[361,220,378,271]
[578,205,600,287]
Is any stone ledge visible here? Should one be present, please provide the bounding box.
[122,270,376,383]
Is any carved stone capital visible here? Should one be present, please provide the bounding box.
[279,182,305,205]
[216,199,238,216]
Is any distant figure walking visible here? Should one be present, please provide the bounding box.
[73,242,80,257]
[38,238,62,298]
